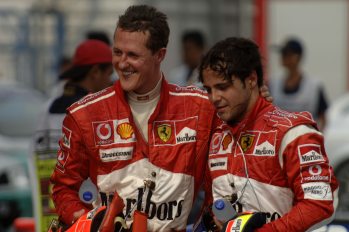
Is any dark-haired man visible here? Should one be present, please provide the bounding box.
[200,37,338,231]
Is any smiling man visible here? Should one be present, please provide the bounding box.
[50,5,217,231]
[199,37,338,231]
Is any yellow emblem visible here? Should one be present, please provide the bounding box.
[157,124,172,142]
[117,123,134,139]
[240,135,254,152]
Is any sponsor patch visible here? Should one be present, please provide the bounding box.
[235,131,258,155]
[301,164,330,183]
[302,182,332,200]
[114,118,136,143]
[153,117,197,146]
[213,131,234,155]
[239,134,255,152]
[62,126,72,148]
[235,131,276,156]
[176,127,196,144]
[209,157,227,171]
[222,134,233,151]
[209,133,223,154]
[93,119,136,146]
[157,124,172,142]
[99,147,133,162]
[298,144,324,165]
[93,121,114,145]
[116,122,134,140]
[253,131,276,156]
[56,150,69,173]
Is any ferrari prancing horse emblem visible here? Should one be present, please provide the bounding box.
[157,124,172,142]
[240,134,254,152]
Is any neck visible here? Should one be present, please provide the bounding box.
[128,77,162,102]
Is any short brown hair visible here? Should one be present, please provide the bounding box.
[117,5,170,54]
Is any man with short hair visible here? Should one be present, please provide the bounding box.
[200,37,338,231]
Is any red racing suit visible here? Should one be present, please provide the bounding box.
[207,97,338,231]
[50,79,217,231]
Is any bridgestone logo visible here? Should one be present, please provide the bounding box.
[210,162,225,167]
[209,157,227,171]
[101,151,131,158]
[99,147,133,162]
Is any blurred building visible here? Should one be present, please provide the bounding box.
[0,0,255,95]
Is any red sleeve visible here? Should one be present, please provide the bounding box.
[50,113,91,225]
[256,128,338,232]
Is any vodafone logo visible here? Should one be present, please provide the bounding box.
[301,164,330,183]
[96,123,112,140]
[93,121,114,145]
[209,133,222,154]
[309,165,322,176]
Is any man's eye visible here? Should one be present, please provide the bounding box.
[113,50,122,56]
[205,88,211,94]
[128,53,138,58]
[217,84,230,90]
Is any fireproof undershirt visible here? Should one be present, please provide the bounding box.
[127,78,162,142]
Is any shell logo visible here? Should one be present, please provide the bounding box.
[116,122,134,139]
[222,133,232,150]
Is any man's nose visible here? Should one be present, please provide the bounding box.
[210,89,221,103]
[118,54,128,69]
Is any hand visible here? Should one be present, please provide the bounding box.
[213,216,223,231]
[72,209,85,223]
[259,85,273,102]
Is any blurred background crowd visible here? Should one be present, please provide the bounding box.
[0,0,348,231]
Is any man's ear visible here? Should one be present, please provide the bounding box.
[156,48,167,62]
[247,71,258,89]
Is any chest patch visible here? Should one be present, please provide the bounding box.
[153,117,197,146]
[93,118,136,146]
[298,144,324,165]
[236,130,277,156]
[99,147,133,162]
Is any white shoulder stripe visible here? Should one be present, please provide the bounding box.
[70,91,115,114]
[169,91,208,99]
[279,125,322,168]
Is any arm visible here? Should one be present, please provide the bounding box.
[256,125,338,232]
[50,113,91,225]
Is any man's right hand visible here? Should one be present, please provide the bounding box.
[72,209,85,224]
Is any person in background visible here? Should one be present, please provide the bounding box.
[167,30,206,87]
[200,37,338,231]
[86,30,111,46]
[32,39,113,231]
[269,38,328,130]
